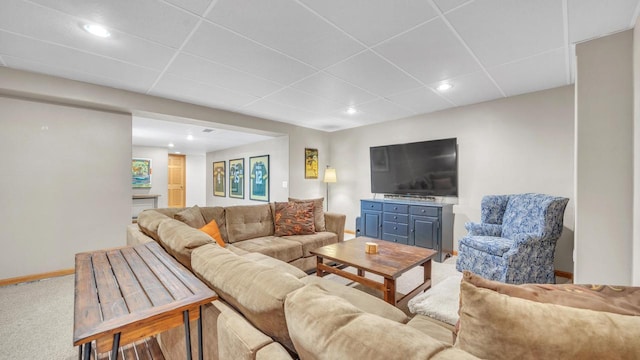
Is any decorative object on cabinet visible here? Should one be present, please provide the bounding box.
[213,161,226,197]
[456,193,569,284]
[323,166,337,211]
[305,148,318,179]
[359,199,453,262]
[131,158,152,188]
[249,155,269,202]
[229,158,244,199]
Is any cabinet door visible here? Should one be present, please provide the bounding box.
[362,211,382,239]
[411,215,439,249]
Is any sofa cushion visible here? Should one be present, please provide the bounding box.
[199,219,226,248]
[225,204,274,243]
[274,201,315,236]
[455,276,640,360]
[200,207,228,243]
[407,315,454,345]
[241,252,307,279]
[289,197,326,231]
[157,219,214,270]
[191,244,305,352]
[282,232,337,257]
[285,284,455,360]
[137,210,171,241]
[174,205,207,228]
[232,236,303,263]
[300,276,408,324]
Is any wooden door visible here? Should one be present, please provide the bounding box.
[168,154,186,208]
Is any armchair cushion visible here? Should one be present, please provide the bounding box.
[464,222,502,237]
[459,236,512,257]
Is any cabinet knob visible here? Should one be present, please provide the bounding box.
[394,216,397,219]
[421,209,425,213]
[394,207,397,210]
[394,226,397,230]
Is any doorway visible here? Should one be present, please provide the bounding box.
[168,154,186,208]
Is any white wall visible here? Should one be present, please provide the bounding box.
[287,127,331,202]
[206,136,290,206]
[132,146,169,208]
[633,18,640,286]
[575,30,634,285]
[330,86,575,272]
[0,96,131,279]
[186,154,207,207]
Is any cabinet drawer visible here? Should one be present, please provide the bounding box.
[382,234,409,244]
[383,203,409,214]
[383,222,408,236]
[361,201,382,211]
[383,213,408,224]
[410,206,439,217]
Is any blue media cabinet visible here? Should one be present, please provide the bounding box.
[359,199,454,262]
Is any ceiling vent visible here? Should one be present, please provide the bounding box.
[202,128,215,133]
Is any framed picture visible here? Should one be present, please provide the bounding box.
[132,158,152,188]
[249,155,270,202]
[229,158,244,199]
[304,148,318,179]
[213,161,226,197]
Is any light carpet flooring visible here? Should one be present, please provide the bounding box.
[0,250,461,360]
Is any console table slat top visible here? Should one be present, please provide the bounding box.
[73,241,217,353]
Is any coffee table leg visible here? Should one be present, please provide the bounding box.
[423,259,432,286]
[357,269,365,277]
[316,256,324,277]
[111,333,121,360]
[198,305,203,360]
[184,310,192,360]
[384,278,396,305]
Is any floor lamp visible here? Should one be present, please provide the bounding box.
[323,166,337,211]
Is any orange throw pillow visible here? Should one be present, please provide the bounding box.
[199,220,226,248]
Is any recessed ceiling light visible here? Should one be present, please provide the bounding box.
[168,143,175,148]
[345,107,358,115]
[187,135,194,141]
[437,83,453,92]
[83,24,110,38]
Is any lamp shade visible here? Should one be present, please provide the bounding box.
[323,168,337,183]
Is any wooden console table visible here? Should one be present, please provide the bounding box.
[73,242,217,360]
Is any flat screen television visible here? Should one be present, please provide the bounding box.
[370,138,457,197]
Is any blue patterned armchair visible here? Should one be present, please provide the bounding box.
[456,193,569,284]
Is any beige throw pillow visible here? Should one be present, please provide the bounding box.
[288,197,326,231]
[174,205,206,228]
[455,278,640,360]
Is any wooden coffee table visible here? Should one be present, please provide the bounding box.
[310,237,436,309]
[73,241,218,360]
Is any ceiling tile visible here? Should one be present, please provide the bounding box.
[184,21,316,85]
[568,0,640,43]
[164,0,213,16]
[0,30,160,90]
[27,0,199,48]
[242,99,324,128]
[433,0,474,13]
[291,72,377,106]
[489,48,567,97]
[0,0,175,70]
[339,98,415,125]
[149,74,258,110]
[374,18,480,84]
[325,50,422,97]
[387,87,454,114]
[298,0,438,46]
[206,0,364,68]
[432,71,503,106]
[165,53,283,97]
[261,87,346,113]
[445,0,564,67]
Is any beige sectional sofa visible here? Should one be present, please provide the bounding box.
[127,203,640,360]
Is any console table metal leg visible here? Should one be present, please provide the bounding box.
[198,305,204,360]
[111,333,121,360]
[184,310,192,360]
[82,343,91,360]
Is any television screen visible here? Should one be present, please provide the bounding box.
[370,138,457,197]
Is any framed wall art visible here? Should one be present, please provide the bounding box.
[132,158,152,188]
[229,158,244,199]
[213,161,226,197]
[304,148,318,179]
[249,155,269,202]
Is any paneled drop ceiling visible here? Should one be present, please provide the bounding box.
[1,0,639,133]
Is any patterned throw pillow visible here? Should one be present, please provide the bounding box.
[288,197,326,231]
[274,201,315,236]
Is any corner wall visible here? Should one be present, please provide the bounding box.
[0,96,131,279]
[633,19,640,286]
[575,30,634,284]
[329,86,575,272]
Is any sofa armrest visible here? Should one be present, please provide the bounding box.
[324,212,346,242]
[464,222,502,237]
